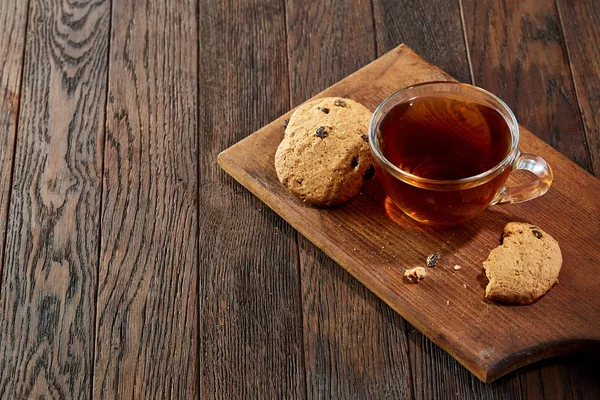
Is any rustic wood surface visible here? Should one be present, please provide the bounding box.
[556,0,600,176]
[0,0,27,297]
[0,0,598,398]
[198,0,306,398]
[93,0,199,397]
[0,0,109,397]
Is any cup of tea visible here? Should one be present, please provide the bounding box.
[368,82,552,226]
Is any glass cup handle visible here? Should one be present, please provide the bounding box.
[491,151,553,205]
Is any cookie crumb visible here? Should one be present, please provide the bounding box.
[453,265,462,271]
[446,300,450,306]
[426,252,440,267]
[405,267,427,283]
[463,284,468,288]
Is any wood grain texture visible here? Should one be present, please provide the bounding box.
[218,44,600,384]
[286,1,413,397]
[371,2,522,398]
[518,356,600,400]
[300,241,412,399]
[0,0,109,397]
[461,0,592,173]
[0,0,596,397]
[557,0,600,176]
[0,0,28,284]
[198,0,306,398]
[286,0,377,102]
[407,326,522,400]
[92,0,198,398]
[372,0,471,84]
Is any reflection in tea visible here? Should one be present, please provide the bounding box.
[379,95,511,180]
[375,94,513,225]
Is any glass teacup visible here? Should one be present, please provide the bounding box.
[368,82,552,226]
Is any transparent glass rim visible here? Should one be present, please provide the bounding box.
[368,82,520,188]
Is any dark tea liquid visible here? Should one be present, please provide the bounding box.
[376,94,513,225]
[379,94,511,180]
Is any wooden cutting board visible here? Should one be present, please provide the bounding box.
[217,44,600,383]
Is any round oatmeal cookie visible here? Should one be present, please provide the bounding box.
[483,222,562,304]
[275,97,374,207]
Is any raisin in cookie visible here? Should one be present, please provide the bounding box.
[275,97,374,207]
[483,222,562,304]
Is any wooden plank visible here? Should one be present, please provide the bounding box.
[518,356,600,400]
[197,0,306,398]
[461,0,592,173]
[286,0,377,100]
[372,2,524,397]
[557,0,600,177]
[91,0,198,398]
[407,327,523,399]
[372,0,471,84]
[286,1,413,398]
[0,0,109,397]
[461,0,600,395]
[218,44,600,384]
[0,0,28,281]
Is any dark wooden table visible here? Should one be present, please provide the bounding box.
[0,0,598,398]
